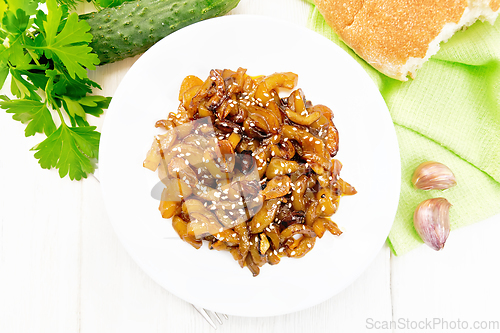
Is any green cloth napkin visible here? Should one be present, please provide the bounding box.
[307,5,500,255]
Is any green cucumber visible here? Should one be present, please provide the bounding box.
[80,0,240,65]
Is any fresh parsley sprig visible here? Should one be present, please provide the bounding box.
[0,0,111,180]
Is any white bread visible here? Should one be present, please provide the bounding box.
[313,0,500,81]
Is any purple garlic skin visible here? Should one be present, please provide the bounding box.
[412,161,457,191]
[413,198,452,251]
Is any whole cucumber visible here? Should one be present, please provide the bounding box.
[80,0,240,65]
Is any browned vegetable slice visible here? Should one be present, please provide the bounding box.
[213,228,240,244]
[209,240,230,251]
[167,157,198,186]
[266,249,281,265]
[291,175,308,212]
[258,233,271,256]
[285,109,321,126]
[264,224,280,250]
[234,221,250,259]
[143,130,178,171]
[266,158,300,179]
[305,200,319,227]
[245,253,260,277]
[261,175,291,200]
[286,236,316,258]
[230,247,246,268]
[338,178,357,195]
[215,139,236,173]
[324,218,343,236]
[155,119,175,131]
[159,201,181,219]
[249,199,280,233]
[178,75,203,101]
[312,218,327,238]
[249,235,267,267]
[254,72,298,104]
[280,224,316,242]
[160,180,192,201]
[316,188,340,217]
[172,216,202,249]
[324,124,339,157]
[287,89,306,114]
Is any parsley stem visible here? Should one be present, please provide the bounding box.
[26,49,41,66]
[53,104,67,126]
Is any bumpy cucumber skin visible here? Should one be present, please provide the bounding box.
[81,0,240,65]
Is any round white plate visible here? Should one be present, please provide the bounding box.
[99,15,400,317]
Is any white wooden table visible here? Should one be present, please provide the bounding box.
[1,1,500,332]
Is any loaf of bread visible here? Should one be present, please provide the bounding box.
[313,0,500,80]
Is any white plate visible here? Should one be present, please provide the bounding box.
[99,15,400,317]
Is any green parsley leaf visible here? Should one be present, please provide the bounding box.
[0,0,111,180]
[10,69,41,100]
[5,0,39,17]
[2,8,30,35]
[33,123,100,180]
[41,0,98,79]
[0,2,7,20]
[0,97,57,136]
[96,0,131,8]
[0,62,9,89]
[48,66,99,98]
[62,95,87,119]
[77,95,110,117]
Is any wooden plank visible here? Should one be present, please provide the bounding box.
[0,108,82,333]
[391,214,500,332]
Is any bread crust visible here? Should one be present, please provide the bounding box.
[314,0,498,80]
[491,0,500,11]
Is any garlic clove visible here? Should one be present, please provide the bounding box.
[412,161,457,190]
[413,198,451,251]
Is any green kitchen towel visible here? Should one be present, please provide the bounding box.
[308,5,500,255]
